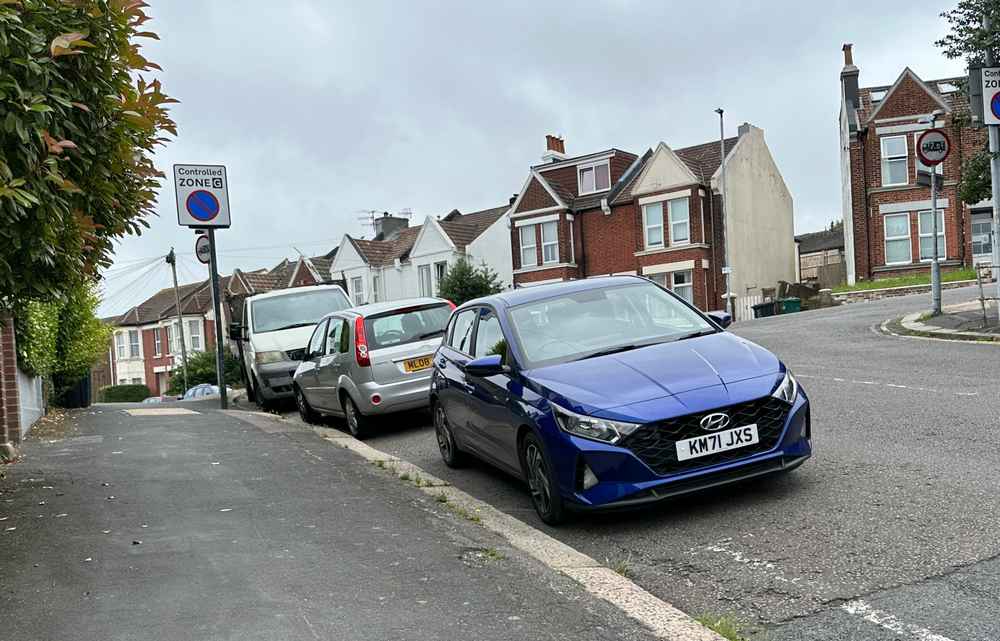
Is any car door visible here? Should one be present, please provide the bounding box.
[435,307,478,446]
[297,319,328,408]
[314,316,348,411]
[464,306,519,470]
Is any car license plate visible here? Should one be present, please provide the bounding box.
[675,424,759,462]
[402,355,433,372]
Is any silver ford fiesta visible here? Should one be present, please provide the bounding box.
[292,297,453,438]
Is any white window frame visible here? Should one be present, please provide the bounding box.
[128,329,140,359]
[116,333,126,360]
[883,213,912,265]
[914,132,943,177]
[519,225,538,267]
[541,221,559,264]
[667,198,690,246]
[187,320,202,351]
[671,270,694,304]
[577,160,611,196]
[568,222,575,264]
[350,276,364,305]
[418,264,432,297]
[917,209,946,262]
[153,329,162,356]
[165,324,174,355]
[642,202,664,249]
[371,273,381,303]
[434,261,448,294]
[880,135,908,187]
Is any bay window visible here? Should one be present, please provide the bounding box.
[880,135,908,186]
[917,210,945,261]
[668,198,690,245]
[519,225,537,267]
[643,202,664,248]
[128,330,140,358]
[541,221,558,264]
[165,324,174,354]
[154,329,162,356]
[116,333,126,360]
[884,213,911,265]
[672,271,694,304]
[188,320,202,351]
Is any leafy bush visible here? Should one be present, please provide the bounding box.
[0,0,176,303]
[436,258,504,306]
[13,299,60,376]
[99,384,149,403]
[165,350,243,396]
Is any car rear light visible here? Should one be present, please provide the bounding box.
[445,300,456,310]
[355,316,370,367]
[370,393,382,405]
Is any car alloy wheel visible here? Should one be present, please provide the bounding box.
[343,396,368,439]
[434,403,464,468]
[295,387,316,424]
[521,433,566,525]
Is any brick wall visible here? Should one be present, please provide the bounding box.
[579,203,637,275]
[1,313,21,446]
[514,177,557,213]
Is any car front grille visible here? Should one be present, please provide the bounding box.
[285,348,306,362]
[619,397,790,476]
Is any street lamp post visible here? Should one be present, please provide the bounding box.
[715,107,734,320]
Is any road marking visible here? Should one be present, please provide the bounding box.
[123,408,200,416]
[795,374,978,397]
[841,600,955,641]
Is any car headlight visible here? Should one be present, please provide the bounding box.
[550,403,641,444]
[255,350,286,365]
[772,370,798,404]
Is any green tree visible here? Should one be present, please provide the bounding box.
[165,350,242,396]
[0,0,176,303]
[436,257,505,306]
[937,0,1000,204]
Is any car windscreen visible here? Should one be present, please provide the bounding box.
[508,281,716,368]
[364,304,452,351]
[251,289,350,334]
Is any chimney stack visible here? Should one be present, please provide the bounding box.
[541,134,566,163]
[840,43,859,110]
[373,212,409,241]
[738,122,753,137]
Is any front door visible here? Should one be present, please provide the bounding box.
[972,212,994,265]
[464,307,518,471]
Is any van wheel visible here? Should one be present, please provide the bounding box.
[343,396,370,439]
[245,371,257,403]
[520,432,566,526]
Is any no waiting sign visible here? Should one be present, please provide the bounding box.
[173,164,231,228]
[916,129,950,167]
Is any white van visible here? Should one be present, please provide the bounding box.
[231,284,351,406]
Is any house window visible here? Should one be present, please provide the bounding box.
[578,161,610,195]
[128,330,140,358]
[668,198,690,245]
[541,221,558,264]
[917,210,945,261]
[115,333,126,360]
[188,320,202,351]
[418,265,432,297]
[132,377,142,385]
[880,135,908,186]
[351,276,364,305]
[434,261,448,293]
[914,132,943,176]
[153,329,162,356]
[643,202,664,248]
[372,273,381,303]
[165,324,174,354]
[519,225,537,268]
[884,213,911,265]
[568,222,575,263]
[672,271,694,304]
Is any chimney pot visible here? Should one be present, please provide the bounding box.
[509,193,518,205]
[545,134,565,154]
[738,122,753,137]
[842,43,854,67]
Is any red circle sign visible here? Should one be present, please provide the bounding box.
[916,129,950,167]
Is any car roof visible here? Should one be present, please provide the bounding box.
[246,283,348,302]
[323,297,449,320]
[463,275,648,309]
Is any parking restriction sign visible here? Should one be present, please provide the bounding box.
[173,164,231,228]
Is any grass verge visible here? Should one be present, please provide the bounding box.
[832,268,975,293]
[695,614,752,641]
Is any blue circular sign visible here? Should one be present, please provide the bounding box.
[991,91,1000,120]
[186,190,220,222]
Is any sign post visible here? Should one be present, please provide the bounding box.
[173,164,231,409]
[980,22,1000,320]
[916,128,950,315]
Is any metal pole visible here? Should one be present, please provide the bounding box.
[716,107,734,319]
[207,229,228,409]
[166,248,189,393]
[987,14,1000,321]
[930,169,942,315]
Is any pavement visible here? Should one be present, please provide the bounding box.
[896,300,1000,341]
[0,400,662,641]
[277,284,1000,640]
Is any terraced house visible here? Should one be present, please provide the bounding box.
[838,44,992,285]
[508,131,795,315]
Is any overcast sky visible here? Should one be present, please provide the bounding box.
[98,0,966,317]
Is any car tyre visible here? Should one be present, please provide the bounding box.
[295,386,319,424]
[244,369,257,404]
[520,432,566,526]
[343,395,370,439]
[433,401,466,468]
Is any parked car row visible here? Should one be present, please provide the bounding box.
[282,276,812,525]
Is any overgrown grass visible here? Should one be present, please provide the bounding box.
[831,268,976,293]
[607,554,633,579]
[482,547,505,562]
[695,615,751,641]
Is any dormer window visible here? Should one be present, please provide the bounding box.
[578,161,610,195]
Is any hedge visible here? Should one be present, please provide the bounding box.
[99,384,150,403]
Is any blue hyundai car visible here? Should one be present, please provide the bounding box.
[430,276,811,525]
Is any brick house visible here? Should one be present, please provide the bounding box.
[838,44,993,285]
[509,131,795,315]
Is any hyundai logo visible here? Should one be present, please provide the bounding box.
[699,412,731,432]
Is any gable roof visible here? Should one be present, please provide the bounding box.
[306,255,333,281]
[796,228,845,254]
[116,280,206,326]
[863,67,953,124]
[438,205,508,250]
[349,225,422,267]
[674,136,740,183]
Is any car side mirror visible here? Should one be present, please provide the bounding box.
[228,322,244,340]
[706,311,732,329]
[465,354,505,377]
